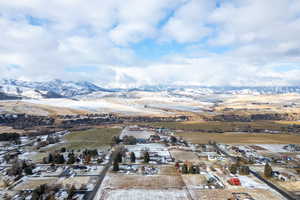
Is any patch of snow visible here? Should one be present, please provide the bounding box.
[102,189,189,200]
[256,144,288,153]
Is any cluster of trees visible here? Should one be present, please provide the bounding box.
[43,148,101,165]
[36,135,60,149]
[181,163,200,174]
[112,151,137,172]
[112,135,137,145]
[66,152,78,164]
[169,136,177,144]
[7,159,35,178]
[228,164,250,175]
[123,136,137,145]
[229,162,272,177]
[82,149,98,157]
[0,133,20,144]
[112,136,121,145]
[60,115,121,128]
[113,152,122,171]
[31,184,76,200]
[0,114,55,129]
[43,152,65,164]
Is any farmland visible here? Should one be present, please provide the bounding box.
[176,132,300,144]
[137,120,298,133]
[44,127,121,150]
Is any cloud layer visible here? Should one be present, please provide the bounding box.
[0,0,300,87]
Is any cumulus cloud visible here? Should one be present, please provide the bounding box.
[0,0,300,87]
[109,56,300,88]
[161,0,214,43]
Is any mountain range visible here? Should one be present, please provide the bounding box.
[1,78,300,100]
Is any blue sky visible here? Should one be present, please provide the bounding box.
[0,0,300,87]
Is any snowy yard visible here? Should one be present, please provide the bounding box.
[125,143,171,158]
[256,144,288,153]
[120,127,155,140]
[101,189,189,200]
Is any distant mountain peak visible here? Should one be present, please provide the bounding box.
[0,78,115,99]
[1,78,300,100]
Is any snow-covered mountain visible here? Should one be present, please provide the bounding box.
[1,78,300,100]
[0,79,113,99]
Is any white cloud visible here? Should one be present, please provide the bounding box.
[161,0,214,43]
[0,0,300,87]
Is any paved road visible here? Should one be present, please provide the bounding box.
[85,147,120,200]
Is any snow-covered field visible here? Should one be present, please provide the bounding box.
[0,90,217,116]
[125,143,170,158]
[101,189,189,200]
[255,144,288,153]
[237,175,269,189]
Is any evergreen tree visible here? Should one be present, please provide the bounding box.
[48,153,53,163]
[264,162,273,178]
[24,166,33,175]
[130,152,136,163]
[67,154,76,164]
[143,151,150,163]
[229,164,238,174]
[116,152,122,163]
[67,185,76,200]
[170,136,177,143]
[112,136,121,144]
[31,190,39,200]
[58,154,65,164]
[113,160,119,171]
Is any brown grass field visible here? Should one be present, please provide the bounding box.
[63,127,121,149]
[169,150,199,162]
[103,173,185,189]
[137,120,296,132]
[176,132,300,144]
[189,188,284,200]
[45,127,121,150]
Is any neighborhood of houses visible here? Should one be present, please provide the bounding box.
[0,125,300,200]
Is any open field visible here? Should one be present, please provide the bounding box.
[189,188,285,200]
[276,120,300,125]
[45,127,121,150]
[138,120,297,132]
[0,126,25,134]
[13,178,58,190]
[181,174,207,187]
[99,172,188,200]
[100,189,189,200]
[169,150,199,162]
[63,127,121,149]
[58,176,94,189]
[102,173,185,189]
[215,93,300,113]
[176,132,300,144]
[0,101,89,116]
[157,165,178,176]
[275,181,300,192]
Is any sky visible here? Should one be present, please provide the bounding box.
[1,0,300,88]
